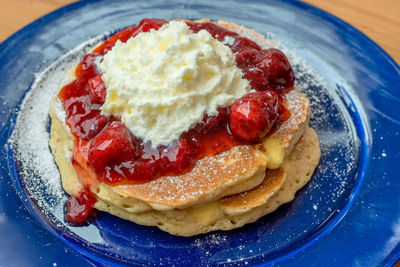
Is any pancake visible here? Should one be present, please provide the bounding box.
[92,127,320,236]
[220,168,286,216]
[49,19,321,236]
[50,88,309,211]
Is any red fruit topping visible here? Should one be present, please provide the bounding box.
[88,121,138,177]
[243,67,269,92]
[59,76,109,139]
[58,76,89,103]
[77,113,110,140]
[231,37,261,51]
[65,189,97,224]
[236,48,259,66]
[76,53,100,79]
[187,22,238,41]
[198,108,229,134]
[135,18,167,34]
[160,138,193,173]
[97,26,141,54]
[116,26,140,43]
[129,161,158,182]
[88,74,106,105]
[93,19,167,55]
[251,48,295,93]
[229,90,279,142]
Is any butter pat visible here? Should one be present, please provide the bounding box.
[99,20,249,147]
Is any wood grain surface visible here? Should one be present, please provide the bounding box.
[0,0,399,64]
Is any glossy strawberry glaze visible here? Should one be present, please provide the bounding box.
[65,189,97,224]
[58,19,294,223]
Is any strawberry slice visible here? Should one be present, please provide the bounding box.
[231,37,261,52]
[134,18,167,36]
[95,19,167,55]
[169,138,193,172]
[65,189,97,225]
[186,22,238,41]
[229,90,278,142]
[243,67,269,92]
[88,74,106,105]
[236,48,258,67]
[197,107,229,134]
[130,161,158,182]
[77,112,109,140]
[159,138,193,173]
[88,121,137,177]
[76,52,100,79]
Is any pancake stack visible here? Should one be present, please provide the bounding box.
[50,20,320,236]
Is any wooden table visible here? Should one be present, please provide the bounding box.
[0,0,399,64]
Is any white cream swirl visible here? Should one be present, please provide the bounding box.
[99,20,249,146]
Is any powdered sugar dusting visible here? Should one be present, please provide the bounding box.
[282,45,358,221]
[118,146,255,205]
[8,34,108,221]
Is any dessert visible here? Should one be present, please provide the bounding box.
[49,18,320,236]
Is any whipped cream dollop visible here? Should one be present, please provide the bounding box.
[99,20,249,147]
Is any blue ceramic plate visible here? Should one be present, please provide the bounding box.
[1,0,399,266]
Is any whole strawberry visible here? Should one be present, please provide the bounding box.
[229,90,278,142]
[251,48,295,93]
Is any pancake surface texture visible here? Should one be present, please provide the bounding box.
[49,19,321,236]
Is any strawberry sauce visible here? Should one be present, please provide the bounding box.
[65,189,97,224]
[60,19,294,223]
